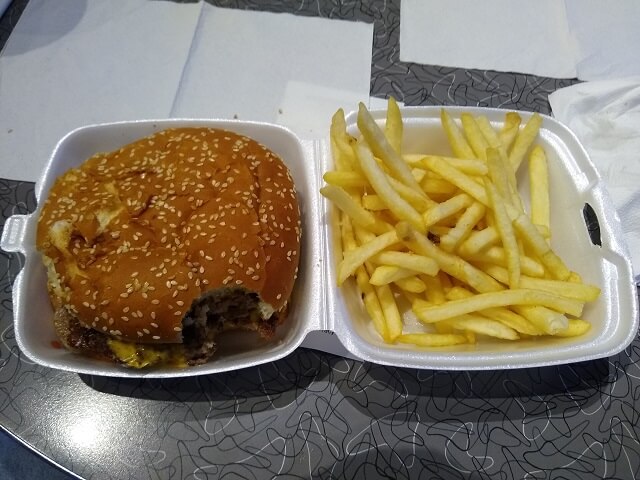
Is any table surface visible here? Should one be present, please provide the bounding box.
[2,1,640,479]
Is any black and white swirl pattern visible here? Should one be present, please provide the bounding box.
[0,1,637,479]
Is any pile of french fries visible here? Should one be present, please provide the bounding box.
[321,99,600,348]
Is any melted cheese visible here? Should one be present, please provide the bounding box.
[107,339,187,369]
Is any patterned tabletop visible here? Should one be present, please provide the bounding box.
[1,1,639,479]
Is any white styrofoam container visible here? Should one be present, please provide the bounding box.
[1,107,637,377]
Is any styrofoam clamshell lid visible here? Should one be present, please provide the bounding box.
[1,107,637,377]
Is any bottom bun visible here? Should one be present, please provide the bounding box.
[53,286,284,368]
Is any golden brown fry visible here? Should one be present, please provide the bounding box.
[423,193,473,228]
[406,155,489,176]
[441,109,475,159]
[422,156,490,206]
[529,145,550,236]
[357,103,424,194]
[554,319,591,337]
[323,170,368,189]
[499,112,522,152]
[374,282,403,341]
[421,274,447,305]
[481,264,600,301]
[396,333,468,347]
[396,222,502,293]
[373,251,439,276]
[485,179,520,289]
[394,276,427,293]
[458,227,500,257]
[512,306,569,335]
[461,113,490,161]
[439,202,486,252]
[355,141,426,232]
[370,265,416,285]
[320,185,389,235]
[343,214,390,343]
[338,230,399,285]
[508,113,542,172]
[419,176,459,196]
[470,249,545,278]
[512,214,571,280]
[385,96,403,154]
[330,108,358,171]
[361,194,386,211]
[443,315,520,340]
[446,286,543,335]
[413,288,584,323]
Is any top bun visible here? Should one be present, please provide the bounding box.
[36,127,301,346]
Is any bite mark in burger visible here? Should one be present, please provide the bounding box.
[37,127,301,368]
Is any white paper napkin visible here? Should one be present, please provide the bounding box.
[399,0,578,79]
[172,4,373,139]
[549,78,640,278]
[0,0,203,182]
[565,0,640,81]
[400,0,640,81]
[0,1,374,181]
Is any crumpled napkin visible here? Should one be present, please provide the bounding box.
[549,78,640,280]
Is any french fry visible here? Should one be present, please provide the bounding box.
[385,96,403,154]
[357,103,425,195]
[396,333,468,347]
[396,222,502,293]
[485,179,520,289]
[362,194,386,211]
[323,170,368,189]
[508,113,542,171]
[420,176,458,196]
[441,109,475,159]
[471,249,545,278]
[413,288,584,323]
[442,315,520,340]
[512,305,568,335]
[342,214,389,341]
[406,155,489,176]
[374,282,403,341]
[338,230,399,285]
[461,113,490,161]
[355,141,426,233]
[499,112,522,152]
[528,145,550,236]
[394,276,427,293]
[446,286,543,335]
[370,265,416,285]
[320,185,388,234]
[387,175,434,211]
[372,251,439,276]
[512,214,571,280]
[422,156,490,206]
[423,193,473,228]
[421,274,447,305]
[458,227,500,256]
[330,109,358,171]
[554,319,591,337]
[481,264,600,302]
[439,202,486,252]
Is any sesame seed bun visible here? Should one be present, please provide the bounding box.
[36,127,301,367]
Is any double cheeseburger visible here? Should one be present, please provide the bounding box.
[36,127,301,368]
